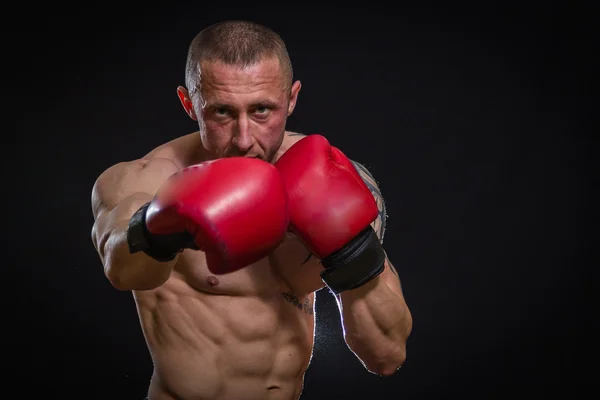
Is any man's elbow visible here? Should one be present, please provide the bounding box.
[105,254,169,292]
[106,269,132,291]
[347,338,407,377]
[365,347,407,377]
[105,266,154,291]
[104,259,156,291]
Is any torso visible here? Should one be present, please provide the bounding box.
[133,132,326,400]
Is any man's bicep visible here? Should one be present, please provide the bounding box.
[351,161,387,243]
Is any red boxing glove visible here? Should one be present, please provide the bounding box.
[275,135,386,293]
[127,158,289,274]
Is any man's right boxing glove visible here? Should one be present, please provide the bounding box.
[127,157,289,274]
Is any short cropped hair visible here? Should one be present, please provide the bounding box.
[185,20,293,94]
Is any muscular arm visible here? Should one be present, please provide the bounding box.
[335,161,413,376]
[90,157,181,291]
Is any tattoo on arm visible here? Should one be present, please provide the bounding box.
[282,291,314,315]
[351,161,387,242]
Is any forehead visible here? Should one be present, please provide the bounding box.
[198,57,286,103]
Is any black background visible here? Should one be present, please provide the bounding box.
[10,3,593,399]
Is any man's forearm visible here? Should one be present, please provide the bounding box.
[103,223,175,291]
[93,194,176,291]
[337,259,412,376]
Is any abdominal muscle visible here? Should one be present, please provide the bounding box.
[133,252,318,400]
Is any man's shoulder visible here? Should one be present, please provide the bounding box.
[95,133,198,184]
[144,132,203,168]
[284,131,308,144]
[91,133,200,212]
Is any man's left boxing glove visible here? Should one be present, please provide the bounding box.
[274,135,386,294]
[127,157,289,274]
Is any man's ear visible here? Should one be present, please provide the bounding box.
[287,80,302,116]
[177,86,198,121]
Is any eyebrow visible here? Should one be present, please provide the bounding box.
[205,100,280,110]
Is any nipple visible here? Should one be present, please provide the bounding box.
[206,276,219,286]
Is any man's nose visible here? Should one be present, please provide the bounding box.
[232,115,255,151]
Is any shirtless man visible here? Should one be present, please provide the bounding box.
[90,20,413,400]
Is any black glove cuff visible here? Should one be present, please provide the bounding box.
[127,202,184,262]
[320,226,386,294]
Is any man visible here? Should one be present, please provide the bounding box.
[91,20,412,400]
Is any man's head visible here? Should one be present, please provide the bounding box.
[177,20,301,162]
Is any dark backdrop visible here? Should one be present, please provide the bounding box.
[10,3,592,399]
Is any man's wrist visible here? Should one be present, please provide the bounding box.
[320,226,386,294]
[126,202,188,262]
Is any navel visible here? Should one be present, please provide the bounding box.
[206,276,220,286]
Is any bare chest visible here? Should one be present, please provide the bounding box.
[173,233,325,297]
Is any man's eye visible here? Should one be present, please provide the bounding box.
[255,106,269,114]
[215,107,229,116]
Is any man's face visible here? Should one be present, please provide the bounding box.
[178,56,301,162]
